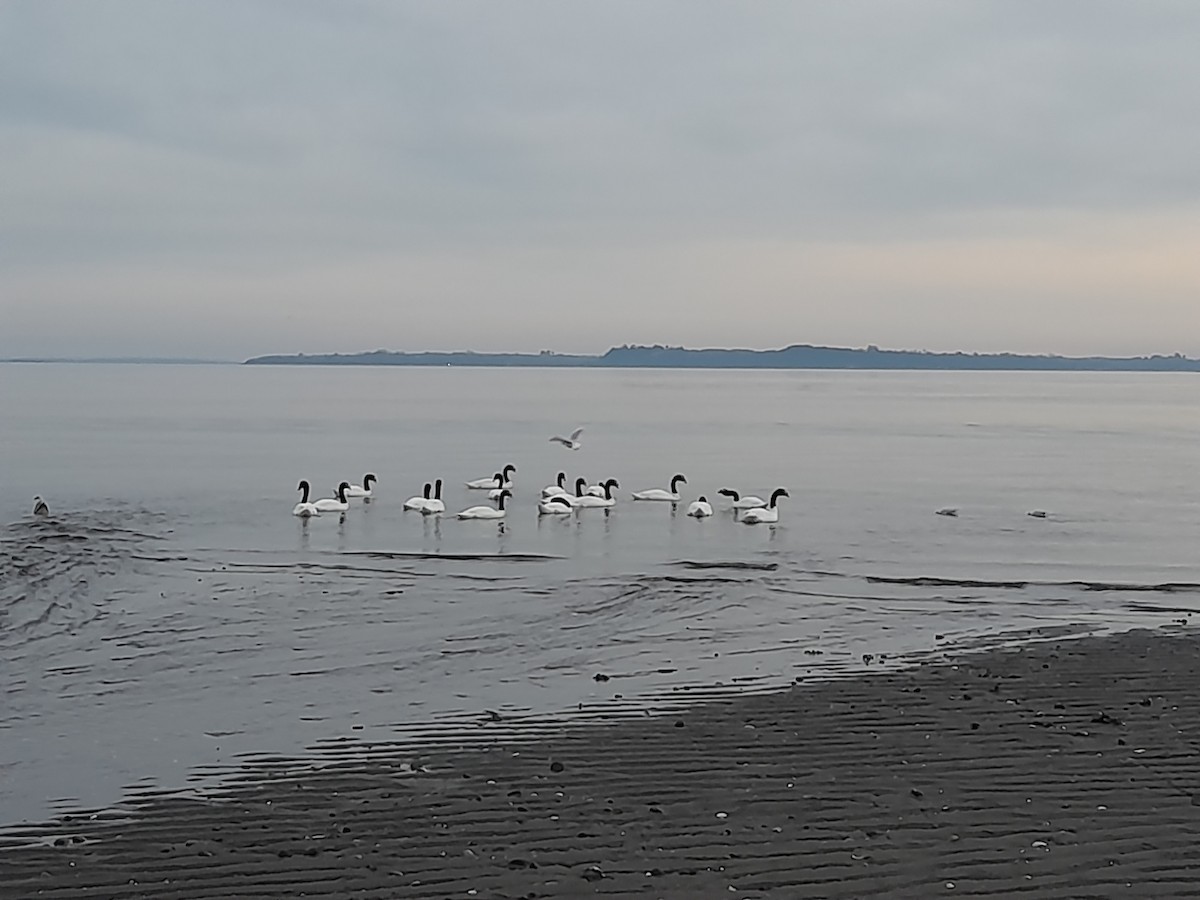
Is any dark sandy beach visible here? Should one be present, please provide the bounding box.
[5,627,1200,899]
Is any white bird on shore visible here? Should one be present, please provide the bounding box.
[467,464,515,490]
[935,507,959,517]
[741,488,788,524]
[32,495,49,517]
[422,479,445,515]
[549,427,584,451]
[717,488,766,510]
[403,483,432,511]
[541,472,569,498]
[574,479,618,508]
[458,490,511,520]
[538,495,575,516]
[345,473,376,499]
[631,474,687,502]
[686,496,714,518]
[292,481,320,518]
[314,482,351,513]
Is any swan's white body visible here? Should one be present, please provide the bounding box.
[631,488,679,502]
[584,484,606,498]
[458,504,506,519]
[314,483,351,513]
[740,506,778,524]
[421,481,445,515]
[686,498,714,518]
[538,496,574,515]
[467,465,516,490]
[345,474,376,499]
[458,505,505,519]
[632,475,686,503]
[403,484,432,511]
[573,493,614,508]
[459,491,510,519]
[549,427,584,451]
[742,488,789,525]
[32,495,49,517]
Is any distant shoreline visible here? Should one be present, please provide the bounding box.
[1,357,229,365]
[242,343,1200,372]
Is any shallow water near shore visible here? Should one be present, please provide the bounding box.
[1,364,1198,826]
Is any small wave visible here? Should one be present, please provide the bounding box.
[865,575,1030,590]
[674,560,779,571]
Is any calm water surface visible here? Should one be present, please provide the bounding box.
[1,364,1197,826]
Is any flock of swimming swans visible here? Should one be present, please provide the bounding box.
[291,463,791,525]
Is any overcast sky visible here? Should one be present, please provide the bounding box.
[2,1,1198,360]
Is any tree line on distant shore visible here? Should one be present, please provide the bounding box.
[243,343,1200,372]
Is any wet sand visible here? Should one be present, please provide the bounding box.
[5,627,1200,899]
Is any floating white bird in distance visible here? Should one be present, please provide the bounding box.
[32,495,49,517]
[549,427,584,451]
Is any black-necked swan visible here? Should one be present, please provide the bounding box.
[549,427,584,451]
[458,490,511,520]
[541,471,569,498]
[467,463,516,490]
[314,482,352,513]
[717,488,766,510]
[574,479,618,508]
[538,495,575,515]
[346,474,377,499]
[404,483,432,511]
[32,495,49,517]
[487,472,512,500]
[422,479,445,515]
[741,488,788,524]
[686,496,714,517]
[631,474,687,502]
[293,481,320,518]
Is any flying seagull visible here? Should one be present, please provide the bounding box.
[549,427,584,451]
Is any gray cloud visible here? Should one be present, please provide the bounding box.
[2,0,1199,357]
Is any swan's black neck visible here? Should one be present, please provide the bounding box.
[557,471,566,488]
[503,464,516,480]
[337,482,350,502]
[434,479,442,499]
[363,474,376,489]
[298,481,311,503]
[422,483,431,499]
[497,490,510,510]
[769,488,788,508]
[575,478,587,497]
[492,472,504,486]
[604,478,619,500]
[718,488,738,500]
[671,474,687,492]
